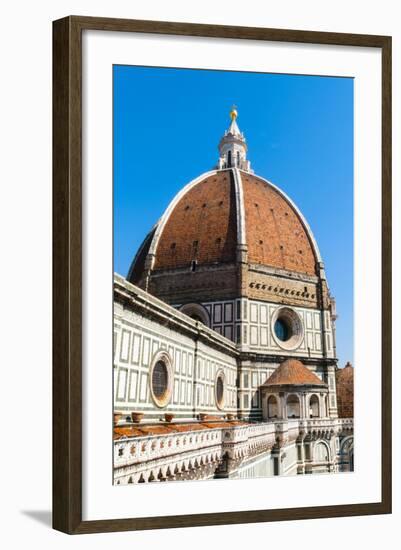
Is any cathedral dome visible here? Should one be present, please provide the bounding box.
[128,108,327,308]
[130,169,319,277]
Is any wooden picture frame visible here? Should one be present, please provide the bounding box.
[53,15,392,534]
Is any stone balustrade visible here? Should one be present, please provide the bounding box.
[115,427,223,468]
[114,417,353,484]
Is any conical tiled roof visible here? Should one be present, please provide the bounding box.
[264,359,325,387]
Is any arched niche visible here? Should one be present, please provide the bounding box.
[314,441,331,463]
[267,395,279,419]
[340,436,354,472]
[309,394,320,418]
[286,394,300,419]
[179,303,210,327]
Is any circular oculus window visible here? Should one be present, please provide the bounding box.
[215,371,225,410]
[274,318,291,342]
[149,352,173,408]
[271,307,304,350]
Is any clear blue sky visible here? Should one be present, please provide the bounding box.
[114,65,354,368]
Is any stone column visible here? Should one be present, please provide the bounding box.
[304,435,313,473]
[279,392,286,419]
[261,390,268,420]
[297,437,306,474]
[301,392,308,419]
[319,393,325,418]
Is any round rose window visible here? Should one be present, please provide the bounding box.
[215,372,225,410]
[271,307,304,350]
[149,352,173,408]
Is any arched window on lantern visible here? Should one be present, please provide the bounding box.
[267,395,278,419]
[309,394,320,418]
[286,394,300,419]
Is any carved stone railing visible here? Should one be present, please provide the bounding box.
[115,427,223,468]
[114,417,353,484]
[298,417,353,433]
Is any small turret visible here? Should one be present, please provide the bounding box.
[217,107,253,172]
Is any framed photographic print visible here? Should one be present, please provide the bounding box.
[53,16,392,534]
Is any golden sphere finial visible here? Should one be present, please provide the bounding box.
[230,105,238,121]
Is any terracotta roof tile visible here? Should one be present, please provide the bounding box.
[129,169,319,280]
[242,174,316,275]
[264,358,325,387]
[154,171,237,269]
[113,420,247,440]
